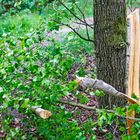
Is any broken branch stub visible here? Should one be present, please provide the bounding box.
[31,106,52,119]
[76,76,140,105]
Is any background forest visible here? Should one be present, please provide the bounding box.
[0,0,140,139]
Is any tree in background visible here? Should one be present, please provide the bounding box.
[52,0,128,108]
[94,0,127,108]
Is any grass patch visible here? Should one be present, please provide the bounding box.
[0,10,43,36]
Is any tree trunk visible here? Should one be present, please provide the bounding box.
[94,0,127,108]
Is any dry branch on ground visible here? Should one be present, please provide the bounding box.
[76,76,140,105]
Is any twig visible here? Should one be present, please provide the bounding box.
[60,100,98,111]
[64,23,94,42]
[58,0,93,29]
[74,2,91,40]
[53,20,94,42]
[73,21,93,27]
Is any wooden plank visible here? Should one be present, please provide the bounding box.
[133,9,140,99]
[127,9,140,134]
[127,9,140,99]
[138,9,140,100]
[127,11,135,134]
[127,13,135,99]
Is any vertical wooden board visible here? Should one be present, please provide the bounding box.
[127,13,135,98]
[137,9,140,100]
[133,9,140,98]
[126,9,140,134]
[127,12,135,134]
[128,9,140,100]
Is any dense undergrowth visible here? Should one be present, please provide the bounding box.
[0,0,140,139]
[0,18,96,139]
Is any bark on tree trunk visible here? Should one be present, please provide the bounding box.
[94,0,127,108]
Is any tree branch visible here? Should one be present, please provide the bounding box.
[60,100,98,111]
[58,0,93,29]
[73,21,93,27]
[63,23,94,42]
[59,100,140,122]
[53,20,94,43]
[74,2,91,40]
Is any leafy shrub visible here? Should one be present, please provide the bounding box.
[0,10,42,36]
[0,0,55,15]
[0,18,95,139]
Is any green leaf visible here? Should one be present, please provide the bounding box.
[21,98,30,108]
[0,87,3,93]
[76,94,89,104]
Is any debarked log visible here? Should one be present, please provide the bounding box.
[76,76,140,105]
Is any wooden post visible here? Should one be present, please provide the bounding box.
[127,9,140,134]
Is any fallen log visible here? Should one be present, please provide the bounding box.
[76,76,140,105]
[31,106,52,119]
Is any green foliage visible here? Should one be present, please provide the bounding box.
[0,0,55,15]
[0,13,94,139]
[0,10,42,36]
[0,0,140,139]
[127,0,140,8]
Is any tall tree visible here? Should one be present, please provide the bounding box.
[94,0,127,108]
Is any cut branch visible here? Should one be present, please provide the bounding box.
[31,106,52,119]
[76,76,140,105]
